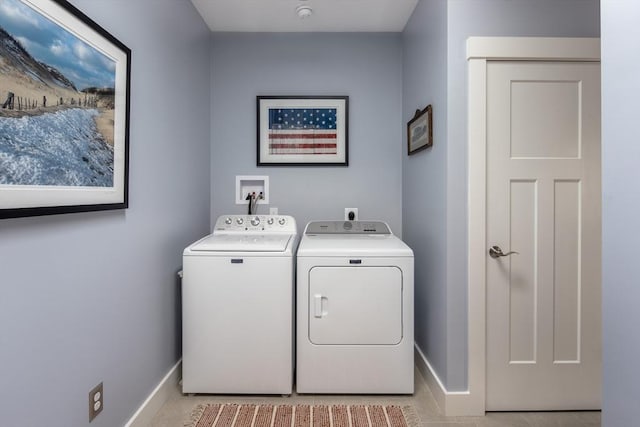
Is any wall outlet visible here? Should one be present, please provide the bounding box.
[345,208,358,221]
[89,382,103,422]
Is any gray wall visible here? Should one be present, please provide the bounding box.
[0,1,211,426]
[401,0,449,390]
[210,33,403,235]
[403,0,600,391]
[601,2,640,426]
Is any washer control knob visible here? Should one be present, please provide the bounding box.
[267,218,275,225]
[251,216,260,226]
[236,217,244,225]
[278,217,286,225]
[224,217,232,225]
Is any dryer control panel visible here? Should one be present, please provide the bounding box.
[214,215,295,233]
[305,221,391,235]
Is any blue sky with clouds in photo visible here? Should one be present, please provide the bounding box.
[0,0,115,90]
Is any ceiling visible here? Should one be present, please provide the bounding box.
[190,0,419,32]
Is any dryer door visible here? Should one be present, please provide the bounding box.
[308,266,402,345]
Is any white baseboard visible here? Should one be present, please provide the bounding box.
[127,348,481,424]
[414,345,482,417]
[124,359,182,427]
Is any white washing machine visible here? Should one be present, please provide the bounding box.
[296,220,414,394]
[182,214,297,394]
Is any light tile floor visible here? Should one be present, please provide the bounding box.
[150,367,600,426]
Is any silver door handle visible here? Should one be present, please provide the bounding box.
[489,245,519,258]
[314,294,323,318]
[313,294,328,318]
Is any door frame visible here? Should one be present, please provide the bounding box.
[466,37,600,415]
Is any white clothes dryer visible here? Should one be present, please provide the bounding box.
[182,215,297,394]
[296,221,414,394]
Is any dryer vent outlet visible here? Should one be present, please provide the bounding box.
[345,208,358,221]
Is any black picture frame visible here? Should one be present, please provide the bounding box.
[257,96,349,166]
[407,104,433,155]
[0,0,131,219]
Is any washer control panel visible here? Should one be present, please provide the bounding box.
[214,215,295,233]
[305,221,391,235]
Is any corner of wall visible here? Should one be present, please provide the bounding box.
[415,344,482,416]
[124,361,182,427]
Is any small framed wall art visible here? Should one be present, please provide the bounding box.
[0,0,131,219]
[407,104,433,155]
[257,96,349,166]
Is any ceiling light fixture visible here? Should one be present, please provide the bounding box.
[296,4,313,19]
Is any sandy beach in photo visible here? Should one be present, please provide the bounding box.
[95,109,114,146]
[0,58,82,108]
[1,63,115,146]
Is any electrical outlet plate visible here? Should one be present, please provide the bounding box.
[345,208,358,221]
[89,382,103,422]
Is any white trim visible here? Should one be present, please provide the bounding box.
[466,37,600,415]
[466,37,600,61]
[124,359,182,427]
[414,345,479,416]
[466,55,488,416]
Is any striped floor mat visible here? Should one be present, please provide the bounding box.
[185,404,419,427]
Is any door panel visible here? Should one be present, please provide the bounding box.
[510,80,581,158]
[486,61,601,410]
[553,180,581,363]
[508,179,538,363]
[308,266,402,345]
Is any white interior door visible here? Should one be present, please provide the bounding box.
[486,61,601,410]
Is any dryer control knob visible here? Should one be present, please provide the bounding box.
[267,218,275,225]
[224,217,232,225]
[278,217,286,225]
[251,216,260,226]
[236,217,244,225]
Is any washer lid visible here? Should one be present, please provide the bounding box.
[190,234,292,252]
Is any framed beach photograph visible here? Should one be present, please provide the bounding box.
[407,104,433,155]
[0,0,131,219]
[257,96,348,166]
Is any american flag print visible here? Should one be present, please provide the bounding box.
[268,108,337,155]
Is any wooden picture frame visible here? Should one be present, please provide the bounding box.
[0,0,131,219]
[257,96,348,166]
[407,104,433,155]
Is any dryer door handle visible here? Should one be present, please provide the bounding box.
[313,294,328,318]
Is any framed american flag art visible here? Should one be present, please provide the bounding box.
[257,96,348,166]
